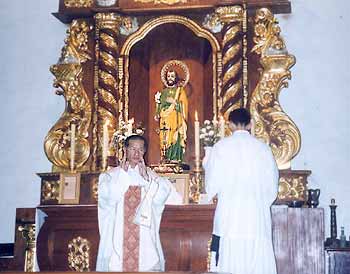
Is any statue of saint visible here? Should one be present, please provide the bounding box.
[155,60,189,163]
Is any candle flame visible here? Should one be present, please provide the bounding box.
[195,111,198,121]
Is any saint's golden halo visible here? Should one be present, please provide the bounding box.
[161,59,190,88]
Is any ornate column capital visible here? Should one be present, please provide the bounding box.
[215,5,244,23]
[95,13,123,30]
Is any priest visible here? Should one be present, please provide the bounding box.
[96,134,182,272]
[204,108,279,274]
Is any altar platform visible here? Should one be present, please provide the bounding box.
[35,205,324,274]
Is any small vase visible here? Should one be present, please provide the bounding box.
[202,146,212,167]
[96,0,117,7]
[307,188,320,208]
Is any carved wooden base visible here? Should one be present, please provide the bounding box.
[36,204,324,274]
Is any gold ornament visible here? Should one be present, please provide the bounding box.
[94,13,123,169]
[278,176,306,201]
[250,8,301,169]
[44,20,93,172]
[68,236,91,272]
[64,0,93,8]
[42,180,60,201]
[18,224,36,272]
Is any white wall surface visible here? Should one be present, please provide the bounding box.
[278,0,350,238]
[0,0,65,242]
[0,0,349,243]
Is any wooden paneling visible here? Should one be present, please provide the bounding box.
[36,205,214,271]
[272,207,325,274]
[36,204,325,273]
[326,249,350,274]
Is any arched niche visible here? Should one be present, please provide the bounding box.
[121,16,220,166]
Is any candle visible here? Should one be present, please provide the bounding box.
[219,115,225,138]
[127,118,134,136]
[194,111,200,163]
[70,123,76,172]
[250,118,255,136]
[102,122,109,169]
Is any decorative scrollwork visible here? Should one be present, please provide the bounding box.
[250,8,301,169]
[42,180,60,201]
[189,170,203,203]
[278,176,306,201]
[64,0,93,8]
[44,20,93,172]
[18,224,36,272]
[68,236,91,272]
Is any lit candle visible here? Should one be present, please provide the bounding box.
[219,115,225,138]
[194,111,200,163]
[70,123,76,172]
[102,122,109,169]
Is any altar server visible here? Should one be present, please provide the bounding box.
[96,135,182,272]
[204,108,279,274]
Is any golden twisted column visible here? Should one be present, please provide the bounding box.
[216,6,245,117]
[94,13,122,170]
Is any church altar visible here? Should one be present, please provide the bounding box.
[1,0,328,273]
[35,204,324,274]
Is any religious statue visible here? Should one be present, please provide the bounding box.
[155,60,189,163]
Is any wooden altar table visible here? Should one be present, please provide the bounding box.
[36,205,325,274]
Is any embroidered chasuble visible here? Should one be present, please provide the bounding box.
[123,186,141,271]
[96,166,182,272]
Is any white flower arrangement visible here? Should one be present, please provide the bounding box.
[199,120,220,147]
[112,118,145,148]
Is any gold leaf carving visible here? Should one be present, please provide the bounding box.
[68,236,90,272]
[278,176,306,200]
[42,180,60,201]
[44,20,93,171]
[64,0,93,8]
[250,8,301,169]
[18,224,36,272]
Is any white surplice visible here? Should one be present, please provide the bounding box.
[204,130,279,274]
[96,165,182,272]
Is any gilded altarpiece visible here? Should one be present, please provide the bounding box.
[27,0,318,272]
[44,0,308,205]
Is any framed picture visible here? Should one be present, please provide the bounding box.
[162,173,190,204]
[58,173,81,204]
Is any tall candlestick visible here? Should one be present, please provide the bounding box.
[102,122,109,169]
[70,123,76,172]
[219,115,225,139]
[194,111,200,164]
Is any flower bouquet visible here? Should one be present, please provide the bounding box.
[199,120,220,147]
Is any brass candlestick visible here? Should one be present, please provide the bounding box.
[190,156,203,203]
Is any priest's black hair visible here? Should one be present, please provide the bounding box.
[124,134,148,151]
[228,108,251,126]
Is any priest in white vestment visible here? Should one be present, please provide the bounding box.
[96,135,182,272]
[204,108,279,274]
